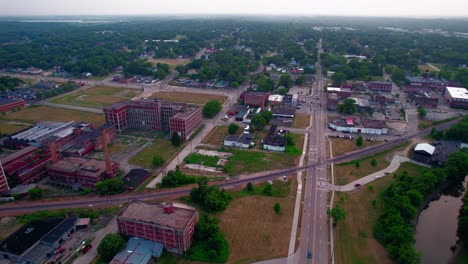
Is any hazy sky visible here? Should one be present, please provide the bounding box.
[1,0,467,17]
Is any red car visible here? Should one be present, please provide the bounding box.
[354,183,361,188]
[81,244,92,254]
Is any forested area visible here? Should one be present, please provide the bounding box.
[0,76,23,91]
[374,151,468,263]
[431,116,468,142]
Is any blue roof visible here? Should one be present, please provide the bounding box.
[111,237,164,264]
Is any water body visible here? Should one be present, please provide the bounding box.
[415,178,467,264]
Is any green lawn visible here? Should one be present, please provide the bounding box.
[335,162,429,264]
[184,153,220,167]
[128,138,180,168]
[50,86,139,109]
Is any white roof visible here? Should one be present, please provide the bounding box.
[446,87,468,100]
[327,87,341,92]
[414,143,436,155]
[268,94,283,102]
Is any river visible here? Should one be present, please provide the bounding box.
[414,178,467,264]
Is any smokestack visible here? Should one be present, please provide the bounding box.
[49,141,59,163]
[101,128,114,178]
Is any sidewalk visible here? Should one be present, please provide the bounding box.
[330,155,431,192]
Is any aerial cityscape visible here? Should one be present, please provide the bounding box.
[0,1,467,264]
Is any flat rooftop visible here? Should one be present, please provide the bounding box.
[119,201,197,230]
[48,157,113,179]
[0,218,64,255]
[446,87,468,100]
[0,146,38,165]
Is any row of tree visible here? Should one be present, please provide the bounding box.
[431,116,468,142]
[374,151,468,264]
[0,76,23,91]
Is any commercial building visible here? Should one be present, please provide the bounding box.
[111,237,164,264]
[406,76,452,92]
[117,201,198,254]
[413,143,436,164]
[326,87,351,99]
[368,81,392,93]
[444,87,468,109]
[272,107,296,118]
[282,94,298,108]
[407,91,438,108]
[0,162,9,194]
[103,99,202,139]
[0,217,77,264]
[122,169,151,190]
[268,94,284,105]
[0,146,52,185]
[328,117,388,135]
[224,133,254,149]
[0,98,25,113]
[48,156,118,190]
[241,91,269,108]
[263,125,286,152]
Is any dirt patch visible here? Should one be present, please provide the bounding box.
[149,58,191,69]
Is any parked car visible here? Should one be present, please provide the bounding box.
[354,183,361,188]
[81,244,92,254]
[307,251,313,259]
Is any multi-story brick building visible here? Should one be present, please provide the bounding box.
[169,106,202,140]
[368,81,392,93]
[0,98,26,113]
[0,162,9,194]
[103,99,202,139]
[117,201,198,254]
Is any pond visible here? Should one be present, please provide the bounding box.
[414,178,467,264]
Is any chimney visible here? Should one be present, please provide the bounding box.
[101,128,114,178]
[49,141,59,163]
[163,202,175,214]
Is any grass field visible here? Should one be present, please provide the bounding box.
[330,138,380,156]
[224,149,298,176]
[335,162,429,264]
[219,183,295,263]
[334,156,390,185]
[128,138,180,168]
[0,122,31,135]
[50,86,139,108]
[150,91,226,105]
[0,106,105,126]
[292,113,310,129]
[108,142,129,154]
[149,58,191,69]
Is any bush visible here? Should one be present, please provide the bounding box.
[28,188,43,200]
[246,182,254,192]
[152,155,165,168]
[202,100,222,118]
[160,168,200,188]
[355,161,361,168]
[96,178,124,195]
[274,202,281,214]
[190,178,231,212]
[228,123,239,134]
[171,131,181,147]
[356,136,363,146]
[263,183,273,195]
[98,233,126,262]
[371,158,377,167]
[187,214,229,262]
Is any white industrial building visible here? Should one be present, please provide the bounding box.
[328,117,388,135]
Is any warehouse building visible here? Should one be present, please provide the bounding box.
[117,201,198,254]
[444,87,468,109]
[328,117,388,135]
[110,237,164,264]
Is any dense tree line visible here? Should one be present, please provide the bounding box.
[374,151,468,263]
[190,177,231,212]
[188,214,229,261]
[159,168,201,188]
[431,116,468,142]
[0,76,23,91]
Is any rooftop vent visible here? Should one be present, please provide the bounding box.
[163,202,175,214]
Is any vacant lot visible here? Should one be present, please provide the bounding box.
[335,156,390,185]
[292,113,310,129]
[50,86,139,108]
[128,138,180,168]
[0,122,30,135]
[330,138,380,156]
[0,106,105,126]
[149,58,191,69]
[335,162,428,264]
[151,91,226,105]
[224,149,298,176]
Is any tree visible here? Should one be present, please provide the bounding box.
[371,158,377,167]
[152,155,165,168]
[28,188,43,200]
[278,87,288,95]
[338,98,356,115]
[98,233,126,261]
[260,111,273,124]
[263,183,273,195]
[295,75,306,86]
[355,161,361,168]
[171,131,182,147]
[251,114,267,130]
[274,202,281,214]
[202,100,222,118]
[228,123,239,134]
[356,136,363,147]
[328,203,346,224]
[246,182,254,192]
[417,105,427,119]
[279,74,293,89]
[331,72,347,86]
[96,178,124,195]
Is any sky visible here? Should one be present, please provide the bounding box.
[0,0,467,17]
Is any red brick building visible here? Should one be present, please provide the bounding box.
[117,201,198,254]
[241,92,270,108]
[0,163,9,194]
[48,157,118,189]
[368,81,392,93]
[103,99,202,140]
[0,98,25,113]
[0,146,52,185]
